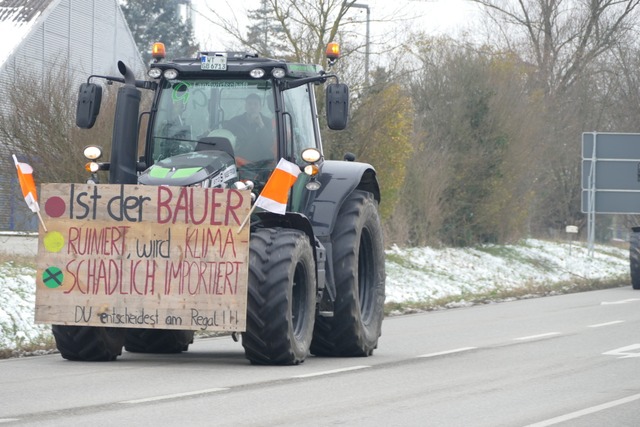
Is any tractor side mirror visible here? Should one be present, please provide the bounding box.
[76,83,102,129]
[326,83,349,130]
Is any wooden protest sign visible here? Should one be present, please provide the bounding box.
[35,183,251,332]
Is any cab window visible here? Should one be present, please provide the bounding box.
[282,84,318,164]
[150,79,275,166]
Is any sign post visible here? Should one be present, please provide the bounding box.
[566,225,579,256]
[581,132,640,253]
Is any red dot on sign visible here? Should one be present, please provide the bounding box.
[44,197,66,218]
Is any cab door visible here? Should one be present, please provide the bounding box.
[281,83,321,165]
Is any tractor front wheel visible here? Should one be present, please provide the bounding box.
[242,228,316,365]
[52,325,125,361]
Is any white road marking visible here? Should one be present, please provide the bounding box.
[417,347,477,358]
[514,332,561,341]
[293,365,370,378]
[588,320,624,328]
[601,298,640,305]
[120,387,228,404]
[602,344,640,359]
[525,393,640,426]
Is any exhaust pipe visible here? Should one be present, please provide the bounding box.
[109,61,141,185]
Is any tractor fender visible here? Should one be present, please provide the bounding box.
[303,160,380,238]
[255,211,316,244]
[253,161,380,313]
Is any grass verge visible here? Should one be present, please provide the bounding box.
[0,333,57,359]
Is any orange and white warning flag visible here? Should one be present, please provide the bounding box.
[13,154,39,212]
[13,154,47,231]
[254,158,301,214]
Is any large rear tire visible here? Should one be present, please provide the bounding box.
[242,228,316,365]
[311,190,385,357]
[630,231,640,290]
[124,329,195,353]
[52,325,125,361]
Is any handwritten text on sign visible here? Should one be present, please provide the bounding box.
[35,184,251,331]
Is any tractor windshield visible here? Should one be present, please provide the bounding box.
[150,79,276,170]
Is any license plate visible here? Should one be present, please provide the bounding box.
[201,55,227,70]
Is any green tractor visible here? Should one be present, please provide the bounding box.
[54,42,385,365]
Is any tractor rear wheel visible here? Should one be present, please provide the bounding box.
[242,228,316,365]
[630,231,640,290]
[52,325,125,361]
[124,329,195,353]
[311,190,385,357]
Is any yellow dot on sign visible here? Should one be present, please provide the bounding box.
[43,231,65,253]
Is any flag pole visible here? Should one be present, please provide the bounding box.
[36,211,48,233]
[237,203,257,234]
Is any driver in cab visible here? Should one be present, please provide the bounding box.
[224,93,275,167]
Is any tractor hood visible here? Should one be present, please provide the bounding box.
[138,151,238,187]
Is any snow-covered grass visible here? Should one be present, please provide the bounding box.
[0,239,631,357]
[0,258,54,357]
[385,239,629,306]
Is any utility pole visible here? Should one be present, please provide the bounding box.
[347,2,370,87]
[176,0,193,27]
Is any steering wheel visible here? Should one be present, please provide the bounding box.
[237,158,276,185]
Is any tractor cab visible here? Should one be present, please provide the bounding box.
[141,43,348,191]
[77,42,349,194]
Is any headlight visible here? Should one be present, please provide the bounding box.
[301,148,322,163]
[250,68,265,78]
[148,68,162,78]
[272,68,286,78]
[163,69,179,80]
[83,145,103,160]
[301,149,322,191]
[305,180,321,191]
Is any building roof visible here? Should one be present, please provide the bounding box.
[0,0,52,64]
[0,0,51,22]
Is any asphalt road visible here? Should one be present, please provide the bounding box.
[1,287,639,426]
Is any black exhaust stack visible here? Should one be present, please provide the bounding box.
[109,61,141,184]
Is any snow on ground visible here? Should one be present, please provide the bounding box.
[385,239,629,303]
[0,239,631,351]
[0,263,50,350]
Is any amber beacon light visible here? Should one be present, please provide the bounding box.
[326,42,340,64]
[152,42,166,61]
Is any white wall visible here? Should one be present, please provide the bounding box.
[0,232,38,257]
[2,0,145,86]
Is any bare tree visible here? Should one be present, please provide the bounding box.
[0,63,117,230]
[0,64,116,184]
[202,0,356,64]
[469,0,640,238]
[471,0,640,96]
[599,43,640,131]
[199,0,410,81]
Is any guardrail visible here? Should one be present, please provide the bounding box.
[0,231,38,256]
